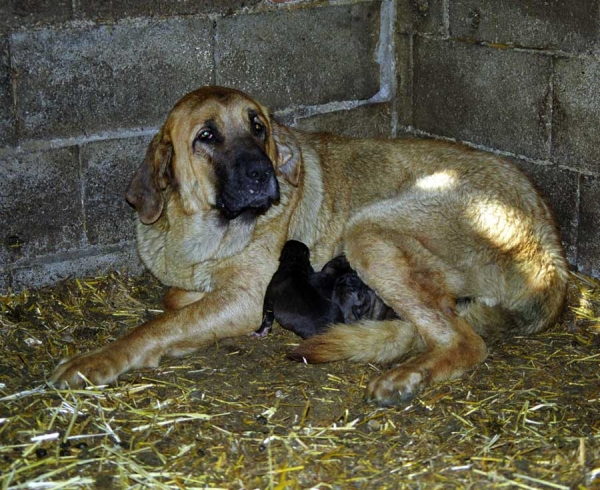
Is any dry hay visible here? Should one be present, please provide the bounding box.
[0,270,598,489]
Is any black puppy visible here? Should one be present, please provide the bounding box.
[332,272,398,323]
[254,241,349,339]
[255,240,396,339]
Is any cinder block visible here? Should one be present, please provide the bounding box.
[510,158,579,264]
[75,0,261,21]
[0,3,10,34]
[0,147,85,264]
[10,247,143,292]
[411,38,551,158]
[0,35,14,146]
[396,33,413,128]
[0,239,10,277]
[72,0,112,21]
[578,175,600,278]
[11,18,214,141]
[398,0,446,35]
[553,57,600,173]
[296,103,393,138]
[449,0,600,53]
[0,268,8,294]
[11,0,72,22]
[216,2,381,109]
[82,136,152,246]
[0,0,72,32]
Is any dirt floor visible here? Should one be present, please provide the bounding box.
[0,270,599,489]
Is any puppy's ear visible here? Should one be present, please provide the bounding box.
[126,131,173,225]
[271,121,302,187]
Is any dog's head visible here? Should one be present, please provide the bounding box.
[126,86,302,224]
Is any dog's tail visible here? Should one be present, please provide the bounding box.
[289,319,425,364]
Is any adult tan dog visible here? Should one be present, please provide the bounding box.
[50,86,569,405]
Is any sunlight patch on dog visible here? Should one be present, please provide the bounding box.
[469,198,559,292]
[470,199,528,251]
[415,171,458,191]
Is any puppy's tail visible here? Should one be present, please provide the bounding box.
[289,320,425,364]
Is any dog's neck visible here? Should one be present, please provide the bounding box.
[135,206,257,291]
[286,142,324,249]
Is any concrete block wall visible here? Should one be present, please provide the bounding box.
[1,0,599,292]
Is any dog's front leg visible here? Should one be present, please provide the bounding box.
[48,284,263,388]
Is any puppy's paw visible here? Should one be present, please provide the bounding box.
[365,366,429,407]
[48,349,122,389]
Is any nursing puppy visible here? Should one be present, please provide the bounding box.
[332,272,398,324]
[255,240,395,339]
[254,240,348,339]
[50,86,568,406]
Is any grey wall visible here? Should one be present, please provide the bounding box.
[1,0,598,292]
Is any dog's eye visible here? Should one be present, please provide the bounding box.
[251,116,265,137]
[194,127,220,149]
[198,129,214,141]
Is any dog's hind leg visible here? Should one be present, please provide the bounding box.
[350,223,486,405]
[347,221,486,405]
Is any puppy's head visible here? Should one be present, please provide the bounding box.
[279,240,311,265]
[319,255,352,278]
[332,273,371,323]
[126,86,302,224]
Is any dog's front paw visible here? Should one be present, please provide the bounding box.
[48,348,123,389]
[365,366,429,407]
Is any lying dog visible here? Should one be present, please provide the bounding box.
[255,240,395,339]
[50,86,568,406]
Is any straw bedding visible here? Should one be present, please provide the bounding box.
[1,271,598,489]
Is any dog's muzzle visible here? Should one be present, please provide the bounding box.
[216,150,280,220]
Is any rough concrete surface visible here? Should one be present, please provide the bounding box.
[553,57,600,173]
[11,18,214,141]
[412,38,552,159]
[296,103,393,138]
[1,147,84,263]
[397,0,446,35]
[578,175,600,278]
[81,136,151,247]
[2,0,600,289]
[449,0,600,52]
[10,247,143,291]
[216,2,381,109]
[0,36,13,147]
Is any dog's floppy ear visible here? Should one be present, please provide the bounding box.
[271,122,302,187]
[126,131,173,225]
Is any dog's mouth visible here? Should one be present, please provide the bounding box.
[216,178,280,220]
[212,143,281,221]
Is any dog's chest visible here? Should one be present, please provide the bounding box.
[135,213,255,291]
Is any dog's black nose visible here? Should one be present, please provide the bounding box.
[245,158,273,184]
